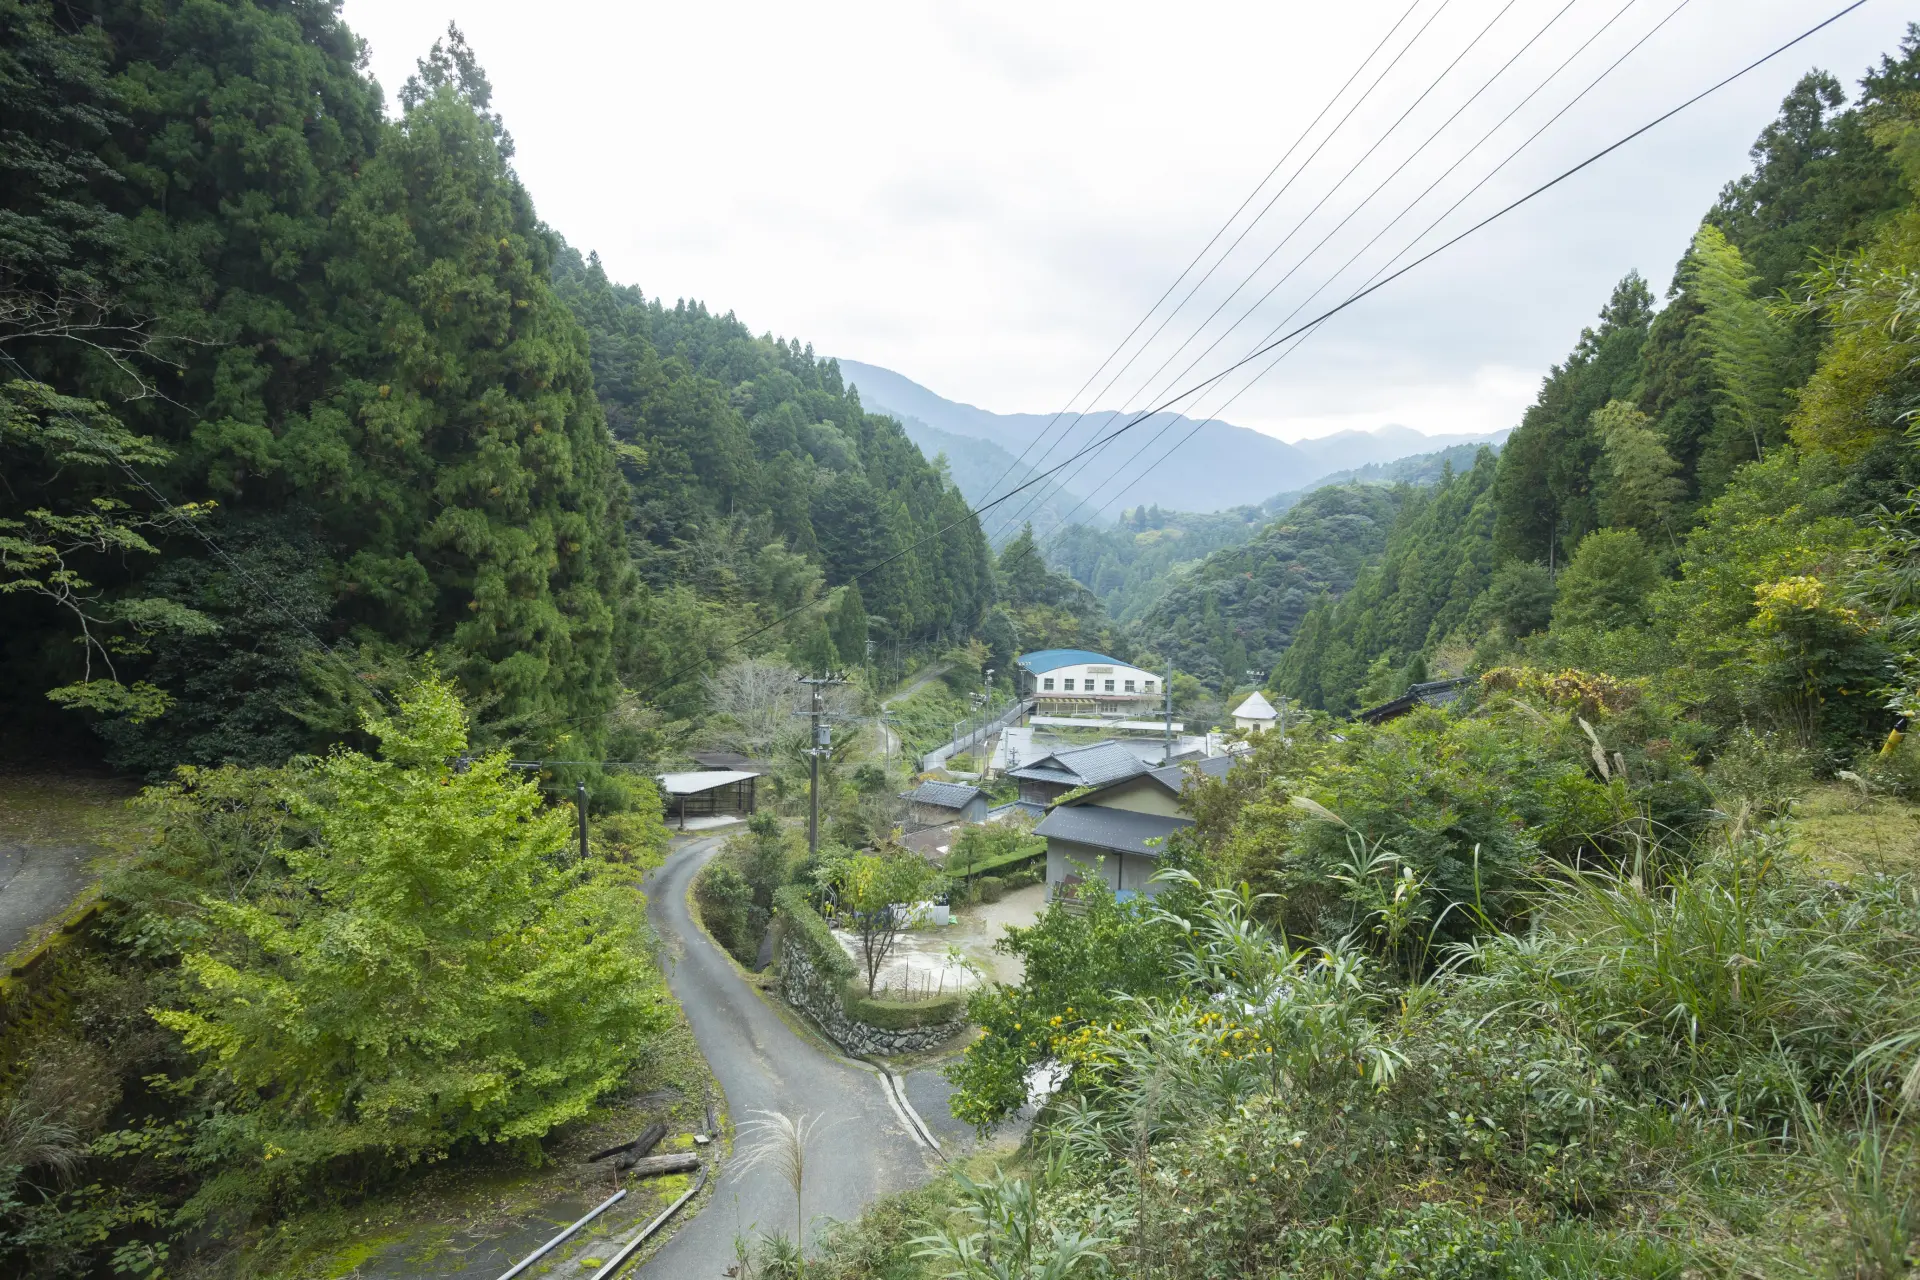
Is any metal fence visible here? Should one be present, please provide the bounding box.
[920,698,1032,772]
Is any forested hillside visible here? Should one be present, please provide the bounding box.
[1130,484,1407,689]
[552,250,994,711]
[1041,440,1499,630]
[1042,503,1268,624]
[0,0,992,773]
[1265,54,1920,731]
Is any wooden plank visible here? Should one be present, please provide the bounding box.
[622,1152,699,1177]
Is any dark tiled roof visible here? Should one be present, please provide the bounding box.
[906,780,984,809]
[1356,676,1474,725]
[1146,752,1240,792]
[1009,740,1153,789]
[1034,805,1191,857]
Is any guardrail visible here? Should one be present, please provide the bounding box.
[920,698,1032,772]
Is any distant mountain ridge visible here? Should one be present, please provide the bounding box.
[835,357,1506,519]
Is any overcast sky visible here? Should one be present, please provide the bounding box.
[341,1,1906,443]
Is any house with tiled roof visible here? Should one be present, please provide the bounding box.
[903,779,988,827]
[1006,740,1154,810]
[1035,754,1238,902]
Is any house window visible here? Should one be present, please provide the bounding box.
[1043,677,1055,690]
[1124,679,1136,693]
[1144,680,1156,693]
[1063,678,1074,691]
[1104,679,1115,692]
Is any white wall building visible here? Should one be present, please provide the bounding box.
[1015,649,1161,714]
[1231,690,1279,732]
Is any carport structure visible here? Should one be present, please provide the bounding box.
[656,769,761,830]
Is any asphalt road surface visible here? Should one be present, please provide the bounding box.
[638,836,938,1276]
[0,841,91,957]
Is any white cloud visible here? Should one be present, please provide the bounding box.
[342,0,1906,443]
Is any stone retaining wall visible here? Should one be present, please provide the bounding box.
[778,931,965,1057]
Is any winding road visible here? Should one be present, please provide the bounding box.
[638,836,938,1276]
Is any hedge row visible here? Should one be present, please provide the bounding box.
[844,986,967,1030]
[774,885,966,1030]
[772,884,855,985]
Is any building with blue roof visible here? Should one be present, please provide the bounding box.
[1015,649,1160,715]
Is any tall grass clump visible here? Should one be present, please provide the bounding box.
[820,822,1920,1279]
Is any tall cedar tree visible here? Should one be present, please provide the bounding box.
[0,7,635,768]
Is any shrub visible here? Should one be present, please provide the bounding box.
[975,875,1006,904]
[694,861,756,964]
[1708,726,1819,817]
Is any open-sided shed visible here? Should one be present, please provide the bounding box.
[655,769,761,830]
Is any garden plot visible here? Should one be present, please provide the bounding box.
[829,882,1045,996]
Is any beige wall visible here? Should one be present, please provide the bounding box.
[1075,779,1182,818]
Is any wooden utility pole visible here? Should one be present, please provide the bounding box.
[576,782,589,861]
[798,674,848,858]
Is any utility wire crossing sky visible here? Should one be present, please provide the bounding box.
[343,0,1901,443]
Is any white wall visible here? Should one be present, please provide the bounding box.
[1029,661,1158,701]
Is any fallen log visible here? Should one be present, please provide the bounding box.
[589,1120,666,1164]
[621,1152,700,1178]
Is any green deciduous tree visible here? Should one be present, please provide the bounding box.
[1593,399,1684,538]
[152,673,666,1201]
[1552,529,1659,633]
[1683,224,1794,480]
[831,848,943,996]
[1483,560,1556,639]
[0,380,215,720]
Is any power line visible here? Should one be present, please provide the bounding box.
[626,0,1867,708]
[994,0,1539,539]
[1086,0,1701,521]
[1044,0,1612,533]
[991,0,1465,540]
[964,0,1431,536]
[1059,0,1672,531]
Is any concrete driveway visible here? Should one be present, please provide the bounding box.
[639,836,938,1275]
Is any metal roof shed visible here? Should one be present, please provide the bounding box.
[655,769,761,830]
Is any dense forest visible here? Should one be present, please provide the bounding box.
[1128,485,1407,690]
[0,0,993,778]
[1265,57,1920,730]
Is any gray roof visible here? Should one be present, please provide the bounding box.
[1034,805,1191,857]
[1008,740,1152,789]
[657,769,760,795]
[906,780,984,810]
[1145,752,1240,793]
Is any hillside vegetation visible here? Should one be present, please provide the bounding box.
[756,30,1920,1280]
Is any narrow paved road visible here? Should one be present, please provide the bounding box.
[0,841,91,957]
[639,836,936,1275]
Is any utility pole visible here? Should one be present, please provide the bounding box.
[1163,657,1174,765]
[798,674,848,859]
[576,782,589,861]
